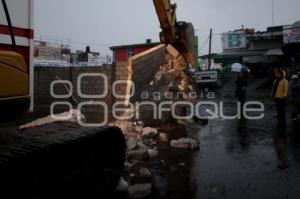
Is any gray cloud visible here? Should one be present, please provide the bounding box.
[35,0,300,55]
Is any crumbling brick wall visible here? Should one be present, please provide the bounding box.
[114,44,167,105]
[34,65,114,122]
[34,45,168,123]
[130,44,167,102]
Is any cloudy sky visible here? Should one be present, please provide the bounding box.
[35,0,300,55]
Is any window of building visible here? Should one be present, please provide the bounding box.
[128,48,133,58]
[113,51,116,62]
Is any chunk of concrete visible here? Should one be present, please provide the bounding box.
[159,133,168,142]
[174,56,186,71]
[128,149,148,160]
[115,177,129,192]
[147,149,159,158]
[179,162,186,167]
[129,184,152,199]
[110,121,135,134]
[140,167,152,178]
[170,138,199,149]
[166,44,180,58]
[127,137,138,151]
[137,141,148,150]
[134,125,144,134]
[142,127,158,139]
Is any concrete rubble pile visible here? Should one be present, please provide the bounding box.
[143,44,198,124]
[150,44,196,98]
[110,44,201,198]
[109,120,161,161]
[110,119,199,198]
[109,120,160,198]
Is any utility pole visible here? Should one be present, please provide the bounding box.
[272,0,275,26]
[208,28,212,70]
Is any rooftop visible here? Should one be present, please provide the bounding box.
[110,41,161,50]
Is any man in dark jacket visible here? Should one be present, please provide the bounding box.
[235,72,248,104]
[289,73,300,121]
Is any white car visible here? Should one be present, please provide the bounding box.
[193,70,222,88]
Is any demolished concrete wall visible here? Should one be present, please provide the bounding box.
[115,43,197,125]
[130,44,167,102]
[116,44,167,106]
[34,66,114,123]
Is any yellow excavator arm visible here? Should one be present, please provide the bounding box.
[153,0,195,66]
[153,0,177,43]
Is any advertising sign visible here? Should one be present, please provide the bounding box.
[283,28,300,44]
[222,31,247,50]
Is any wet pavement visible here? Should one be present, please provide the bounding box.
[2,79,300,199]
[186,80,300,199]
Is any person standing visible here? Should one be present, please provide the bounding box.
[288,73,300,121]
[235,72,248,104]
[235,72,248,118]
[272,71,289,122]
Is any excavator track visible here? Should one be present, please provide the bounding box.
[0,123,126,199]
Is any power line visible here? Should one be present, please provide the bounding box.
[199,36,210,51]
[36,35,112,48]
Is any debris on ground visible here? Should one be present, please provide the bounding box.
[127,149,149,161]
[170,138,200,149]
[124,160,139,171]
[179,162,186,167]
[129,183,152,199]
[115,177,129,192]
[19,109,85,130]
[108,120,136,135]
[140,167,152,178]
[159,133,168,142]
[147,148,159,158]
[110,117,202,198]
[142,127,159,139]
[108,43,203,197]
[127,137,138,151]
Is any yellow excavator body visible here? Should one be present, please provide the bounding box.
[0,51,29,100]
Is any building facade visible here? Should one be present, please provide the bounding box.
[218,26,285,76]
[110,40,160,63]
[34,40,71,66]
[215,21,300,76]
[282,20,300,73]
[76,46,100,66]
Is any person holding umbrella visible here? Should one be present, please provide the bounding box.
[272,70,289,123]
[224,63,250,117]
[235,72,248,104]
[224,63,250,73]
[224,63,250,103]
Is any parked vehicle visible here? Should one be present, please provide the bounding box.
[193,70,222,88]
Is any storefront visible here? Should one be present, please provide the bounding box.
[282,20,300,73]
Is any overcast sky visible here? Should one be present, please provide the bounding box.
[35,0,300,55]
